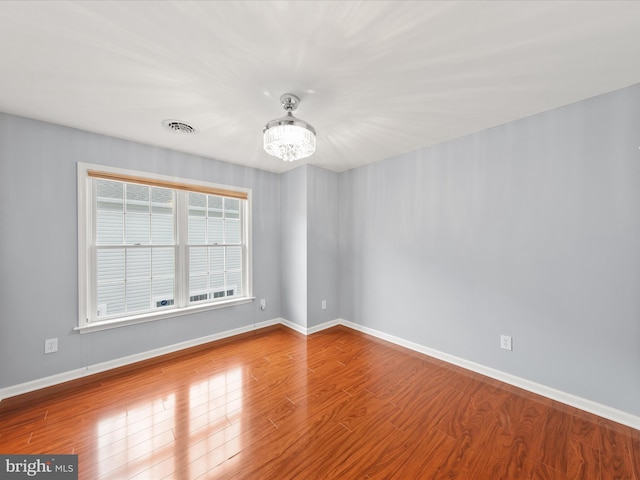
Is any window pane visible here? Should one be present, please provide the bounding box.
[152,188,173,215]
[152,277,174,308]
[126,214,150,245]
[97,211,124,245]
[97,283,125,317]
[210,273,225,297]
[209,247,224,273]
[97,249,124,283]
[208,195,223,218]
[152,215,173,244]
[225,219,241,244]
[224,198,240,219]
[126,184,149,213]
[207,218,223,244]
[189,192,206,216]
[126,280,151,313]
[127,248,151,279]
[87,170,249,324]
[152,248,174,277]
[189,274,208,302]
[189,247,207,274]
[226,246,241,271]
[96,180,123,212]
[188,216,206,244]
[226,271,241,296]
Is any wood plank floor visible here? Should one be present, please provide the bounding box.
[1,325,638,479]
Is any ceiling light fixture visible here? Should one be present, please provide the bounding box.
[263,94,316,162]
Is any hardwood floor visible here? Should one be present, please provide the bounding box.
[1,325,638,479]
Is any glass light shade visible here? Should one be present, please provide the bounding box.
[263,113,316,162]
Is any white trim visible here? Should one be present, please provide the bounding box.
[0,318,280,402]
[243,192,253,304]
[75,297,255,334]
[175,188,188,309]
[333,319,640,431]
[2,317,639,430]
[77,163,91,330]
[278,319,341,336]
[307,319,341,335]
[279,318,308,335]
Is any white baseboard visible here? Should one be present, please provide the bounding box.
[2,316,639,431]
[280,318,342,335]
[278,318,341,336]
[308,319,342,335]
[334,319,640,431]
[0,318,281,402]
[279,318,308,335]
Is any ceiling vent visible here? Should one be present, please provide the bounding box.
[162,119,199,135]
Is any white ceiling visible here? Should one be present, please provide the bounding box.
[0,1,639,173]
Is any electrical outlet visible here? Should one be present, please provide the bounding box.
[321,300,327,310]
[44,338,58,354]
[500,335,512,351]
[260,299,267,311]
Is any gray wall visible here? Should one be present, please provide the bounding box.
[280,165,340,330]
[338,84,640,416]
[0,112,281,388]
[307,166,339,328]
[280,166,308,328]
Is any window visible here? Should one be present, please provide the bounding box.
[77,163,252,333]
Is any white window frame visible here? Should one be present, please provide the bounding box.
[77,162,253,334]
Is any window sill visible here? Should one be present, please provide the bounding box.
[75,297,255,334]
